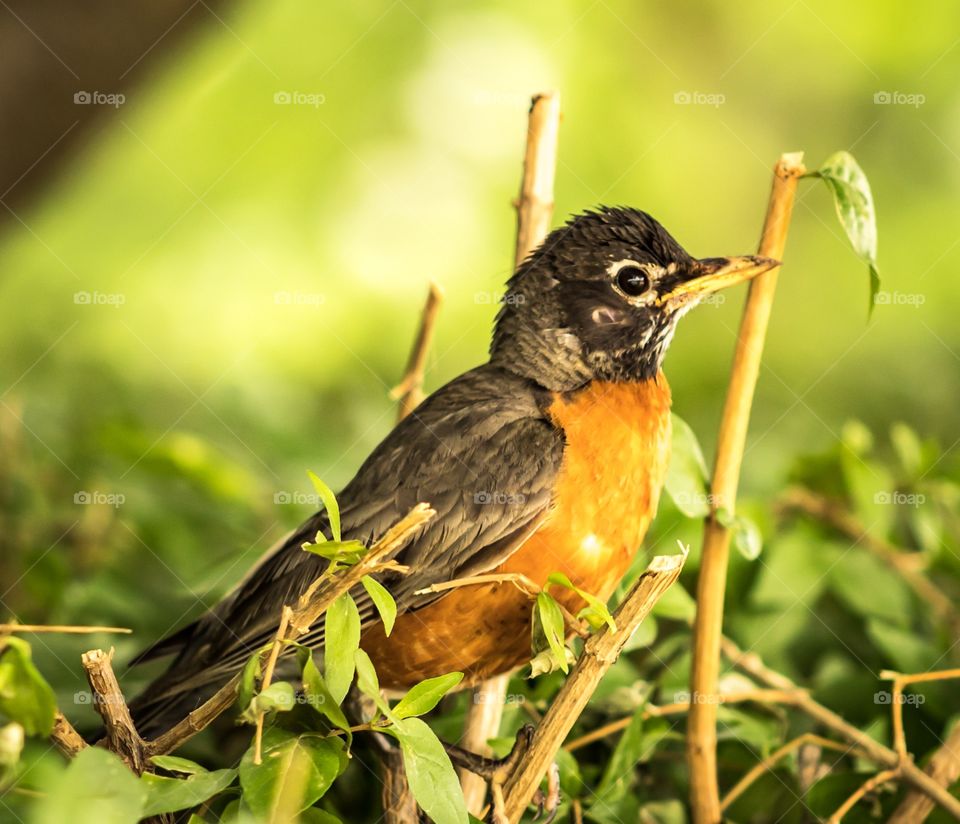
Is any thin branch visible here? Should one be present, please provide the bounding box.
[499,551,687,822]
[880,668,960,760]
[144,504,435,757]
[688,151,806,824]
[0,624,132,634]
[779,486,960,630]
[827,768,899,823]
[721,635,960,819]
[889,720,960,824]
[390,281,444,421]
[81,648,147,772]
[50,711,88,758]
[564,689,804,754]
[461,89,562,817]
[721,733,868,812]
[252,605,293,764]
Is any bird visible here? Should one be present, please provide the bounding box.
[127,206,776,738]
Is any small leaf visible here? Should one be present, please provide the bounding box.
[149,754,209,775]
[594,708,645,806]
[393,672,464,720]
[665,414,711,517]
[242,681,296,723]
[302,539,367,566]
[533,592,570,674]
[298,648,352,745]
[391,716,468,824]
[362,575,398,636]
[891,422,923,479]
[731,514,762,560]
[354,648,381,700]
[308,471,342,541]
[0,722,24,769]
[0,636,57,736]
[237,651,262,713]
[239,729,343,819]
[141,768,237,816]
[812,151,880,312]
[33,747,146,824]
[324,593,361,704]
[547,572,616,632]
[651,582,696,622]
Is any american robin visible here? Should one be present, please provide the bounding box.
[128,207,776,738]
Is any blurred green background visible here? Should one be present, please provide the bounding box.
[1,0,958,747]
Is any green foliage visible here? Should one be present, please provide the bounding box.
[323,593,361,704]
[141,767,238,816]
[808,151,880,311]
[392,672,464,720]
[0,636,56,736]
[361,574,398,636]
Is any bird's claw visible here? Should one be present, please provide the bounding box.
[530,761,561,823]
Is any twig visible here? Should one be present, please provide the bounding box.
[81,647,147,772]
[252,605,293,764]
[0,624,132,634]
[499,551,686,823]
[50,711,88,758]
[779,486,959,630]
[889,720,960,823]
[827,768,899,823]
[721,635,960,819]
[564,689,804,753]
[880,668,960,760]
[390,281,444,421]
[144,504,435,758]
[721,733,868,812]
[461,89,563,817]
[687,151,806,824]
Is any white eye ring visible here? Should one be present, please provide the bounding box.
[608,259,662,302]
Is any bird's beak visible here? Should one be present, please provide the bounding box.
[656,255,780,307]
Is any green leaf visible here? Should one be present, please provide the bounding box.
[393,672,464,720]
[812,151,880,312]
[149,754,209,775]
[829,548,911,625]
[141,768,237,816]
[891,422,923,479]
[534,591,570,674]
[593,708,645,807]
[242,681,296,722]
[731,513,762,560]
[651,582,695,622]
[302,539,368,566]
[665,413,710,517]
[0,721,24,769]
[0,636,56,736]
[362,575,398,636]
[237,649,262,713]
[308,471,342,541]
[298,648,352,744]
[354,647,380,700]
[33,746,146,824]
[239,729,343,820]
[324,592,361,704]
[392,716,468,824]
[547,572,617,632]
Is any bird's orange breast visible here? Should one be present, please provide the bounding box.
[362,376,673,688]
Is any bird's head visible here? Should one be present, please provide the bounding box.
[490,206,778,390]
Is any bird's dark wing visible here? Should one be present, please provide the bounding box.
[128,365,564,735]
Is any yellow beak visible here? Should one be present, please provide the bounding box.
[656,255,780,307]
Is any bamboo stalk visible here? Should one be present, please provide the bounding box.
[460,88,562,818]
[499,551,686,822]
[687,151,806,823]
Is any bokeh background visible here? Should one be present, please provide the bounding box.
[2,0,959,802]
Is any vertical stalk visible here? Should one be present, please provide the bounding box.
[460,89,562,817]
[687,152,806,823]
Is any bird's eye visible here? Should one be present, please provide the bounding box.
[615,265,651,297]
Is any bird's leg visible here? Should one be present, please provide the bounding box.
[441,722,534,784]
